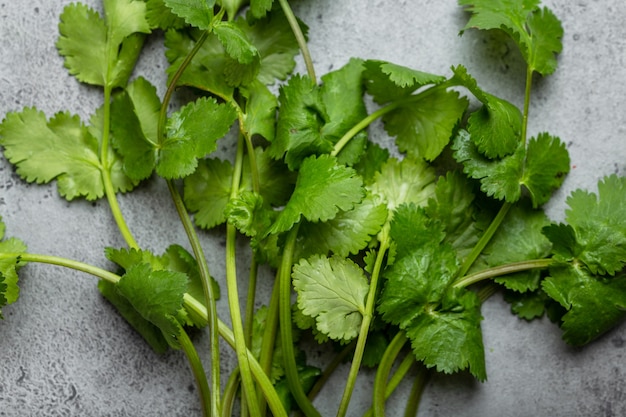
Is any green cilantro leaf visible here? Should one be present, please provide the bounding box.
[320,58,367,139]
[246,147,297,208]
[105,245,217,329]
[159,97,237,179]
[269,74,330,168]
[363,60,446,104]
[214,21,259,64]
[270,59,366,169]
[165,28,235,98]
[249,0,274,18]
[184,158,234,229]
[475,204,552,292]
[0,219,27,316]
[525,7,564,75]
[0,273,7,320]
[241,80,278,141]
[459,0,563,75]
[542,264,626,346]
[451,65,522,158]
[57,0,150,88]
[117,263,188,349]
[453,130,569,207]
[548,175,626,275]
[425,172,480,263]
[367,157,437,214]
[379,245,459,329]
[98,280,171,353]
[292,255,370,341]
[406,287,486,380]
[298,192,388,258]
[353,141,390,183]
[267,155,364,235]
[163,0,215,30]
[242,9,307,85]
[390,203,445,262]
[225,191,274,238]
[383,89,468,161]
[214,20,262,87]
[503,288,551,320]
[0,108,136,200]
[165,9,301,95]
[378,244,486,380]
[145,0,186,30]
[110,76,161,181]
[105,246,167,271]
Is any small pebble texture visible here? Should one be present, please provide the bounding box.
[1,1,626,416]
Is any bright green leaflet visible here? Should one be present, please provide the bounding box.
[164,0,216,30]
[267,154,364,235]
[0,109,135,200]
[293,254,370,341]
[57,0,150,88]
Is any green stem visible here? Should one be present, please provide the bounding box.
[277,0,316,83]
[456,202,512,279]
[454,258,554,289]
[521,66,533,147]
[183,295,288,417]
[101,85,139,250]
[178,327,212,417]
[402,367,430,417]
[331,81,453,156]
[279,225,322,417]
[371,330,408,417]
[306,340,356,403]
[157,30,211,141]
[2,252,286,417]
[336,226,391,417]
[0,253,120,284]
[222,368,240,417]
[166,180,222,417]
[256,275,281,417]
[226,135,261,415]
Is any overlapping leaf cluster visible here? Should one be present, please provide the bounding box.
[0,0,624,415]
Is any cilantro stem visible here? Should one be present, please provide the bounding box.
[256,275,280,417]
[370,330,408,417]
[521,66,533,147]
[336,226,391,417]
[306,340,356,403]
[178,326,212,417]
[331,103,399,157]
[222,367,240,417]
[101,85,139,250]
[402,367,429,417]
[453,258,554,289]
[456,202,512,279]
[157,30,210,142]
[331,82,453,156]
[0,252,286,416]
[226,134,261,416]
[279,225,322,417]
[277,0,317,83]
[182,295,288,417]
[166,179,222,417]
[0,253,120,284]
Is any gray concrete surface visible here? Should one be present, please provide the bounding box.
[1,0,625,416]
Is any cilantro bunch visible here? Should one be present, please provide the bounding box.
[0,0,625,416]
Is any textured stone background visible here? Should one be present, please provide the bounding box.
[0,1,625,416]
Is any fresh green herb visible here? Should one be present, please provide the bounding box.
[0,0,624,416]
